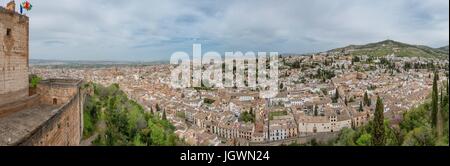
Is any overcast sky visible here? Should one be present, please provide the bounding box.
[18,0,449,61]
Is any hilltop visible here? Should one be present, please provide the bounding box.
[328,40,449,59]
[438,46,449,53]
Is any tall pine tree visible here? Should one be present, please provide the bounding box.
[372,96,385,146]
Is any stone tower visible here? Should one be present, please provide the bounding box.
[0,4,29,106]
[0,3,84,146]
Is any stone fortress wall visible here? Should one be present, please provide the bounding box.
[0,3,84,146]
[17,79,84,146]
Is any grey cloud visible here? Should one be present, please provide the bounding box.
[19,0,449,61]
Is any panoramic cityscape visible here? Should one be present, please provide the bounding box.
[0,0,449,147]
[29,40,449,146]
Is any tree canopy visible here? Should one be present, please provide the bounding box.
[83,82,179,146]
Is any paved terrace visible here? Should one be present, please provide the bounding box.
[0,104,59,145]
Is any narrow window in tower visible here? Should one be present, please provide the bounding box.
[6,28,11,36]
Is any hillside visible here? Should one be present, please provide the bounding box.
[439,46,449,53]
[328,40,449,59]
[82,83,179,146]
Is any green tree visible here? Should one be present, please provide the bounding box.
[314,105,319,116]
[364,91,371,106]
[384,121,402,146]
[332,88,340,103]
[402,126,435,146]
[352,56,360,63]
[356,133,372,146]
[162,110,167,120]
[359,101,364,112]
[29,74,42,88]
[83,83,178,146]
[334,128,357,146]
[431,71,438,128]
[149,123,166,145]
[400,102,430,131]
[239,111,255,123]
[372,96,385,146]
[156,103,161,112]
[349,96,355,103]
[335,89,339,99]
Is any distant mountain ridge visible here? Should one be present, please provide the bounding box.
[438,45,449,53]
[31,40,448,64]
[30,59,169,66]
[328,40,449,59]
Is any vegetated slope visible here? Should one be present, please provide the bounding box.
[329,40,448,60]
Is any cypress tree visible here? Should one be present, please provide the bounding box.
[441,87,443,108]
[364,91,371,106]
[333,88,340,103]
[156,103,161,112]
[359,101,364,112]
[372,96,385,146]
[431,71,438,128]
[162,109,167,120]
[314,105,318,116]
[335,88,339,99]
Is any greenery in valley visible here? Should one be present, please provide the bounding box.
[331,72,449,146]
[239,110,255,123]
[83,82,179,146]
[311,68,336,82]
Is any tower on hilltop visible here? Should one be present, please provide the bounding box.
[0,2,29,106]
